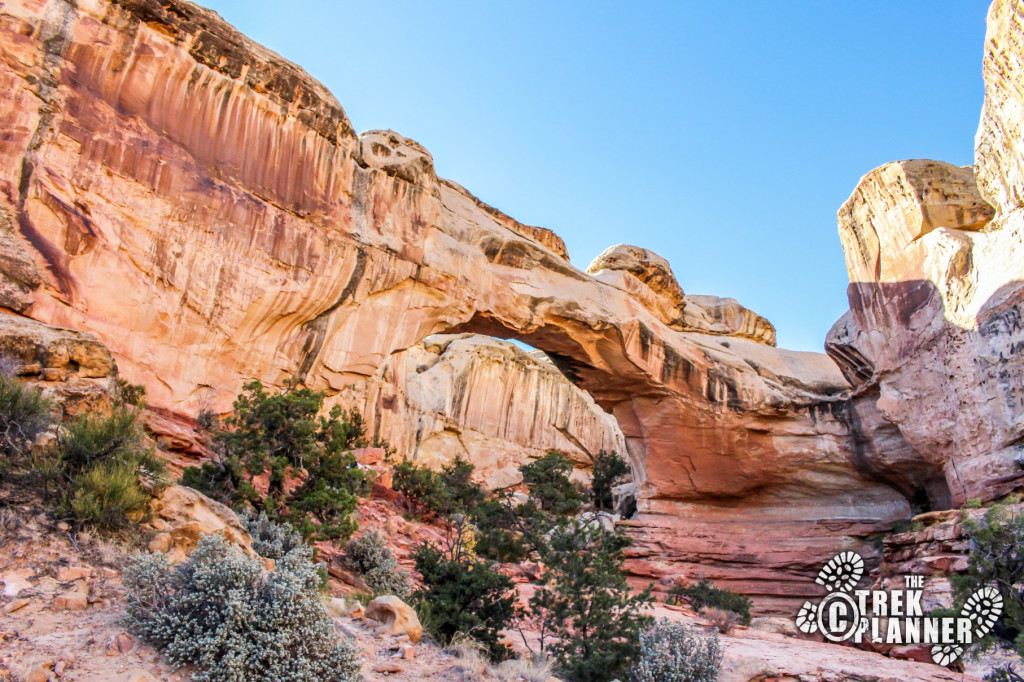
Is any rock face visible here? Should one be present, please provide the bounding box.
[0,313,117,416]
[586,244,777,345]
[360,333,627,489]
[7,0,1024,617]
[825,0,1024,509]
[0,0,920,615]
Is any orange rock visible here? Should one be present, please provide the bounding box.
[365,596,422,643]
[53,591,88,611]
[57,566,93,582]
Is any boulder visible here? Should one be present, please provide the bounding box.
[147,485,255,561]
[365,596,422,643]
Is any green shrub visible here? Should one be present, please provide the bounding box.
[115,378,147,407]
[964,497,983,509]
[526,518,653,682]
[55,406,162,530]
[630,621,722,682]
[470,494,533,563]
[667,579,752,626]
[0,373,52,461]
[70,459,151,528]
[394,455,485,518]
[123,533,360,682]
[520,451,585,515]
[182,380,369,542]
[196,407,217,432]
[590,450,629,512]
[951,504,1024,681]
[240,509,305,560]
[345,530,411,596]
[413,519,516,660]
[55,406,148,475]
[180,461,234,503]
[393,459,446,511]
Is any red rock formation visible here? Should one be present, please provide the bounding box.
[826,0,1024,509]
[7,0,1018,619]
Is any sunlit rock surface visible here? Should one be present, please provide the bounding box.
[1,0,1019,617]
[826,0,1024,509]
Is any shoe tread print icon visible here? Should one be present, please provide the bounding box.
[931,586,1003,666]
[796,551,864,635]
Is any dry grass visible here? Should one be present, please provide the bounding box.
[492,653,558,681]
[444,633,489,680]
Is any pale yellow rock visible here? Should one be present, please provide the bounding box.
[367,334,626,486]
[825,7,1024,507]
[121,670,159,682]
[148,486,255,561]
[57,566,93,582]
[365,596,422,643]
[2,597,30,614]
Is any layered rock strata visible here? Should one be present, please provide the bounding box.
[826,0,1024,508]
[357,334,626,489]
[5,0,1021,617]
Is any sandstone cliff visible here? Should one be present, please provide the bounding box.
[3,0,1023,620]
[355,333,627,489]
[826,0,1024,510]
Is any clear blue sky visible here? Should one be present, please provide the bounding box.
[200,0,988,352]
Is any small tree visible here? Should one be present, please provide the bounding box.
[953,504,1024,681]
[590,450,629,512]
[413,516,517,660]
[394,455,486,518]
[523,518,653,682]
[520,451,585,515]
[667,579,752,626]
[471,492,536,563]
[181,380,368,542]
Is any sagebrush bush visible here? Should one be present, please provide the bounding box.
[345,530,411,596]
[123,533,360,682]
[0,372,52,460]
[241,509,305,560]
[667,579,752,626]
[630,622,722,682]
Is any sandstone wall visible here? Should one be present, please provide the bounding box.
[0,0,987,614]
[349,333,627,489]
[826,0,1024,508]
